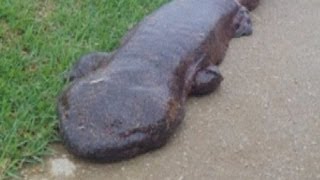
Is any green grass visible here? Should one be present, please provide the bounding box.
[0,0,169,178]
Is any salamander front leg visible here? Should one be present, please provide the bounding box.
[190,65,223,96]
[67,52,114,81]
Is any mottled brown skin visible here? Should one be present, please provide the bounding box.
[58,0,258,162]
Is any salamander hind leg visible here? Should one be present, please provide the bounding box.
[190,65,223,96]
[67,52,113,81]
[233,6,253,38]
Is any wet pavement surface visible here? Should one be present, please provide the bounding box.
[22,0,320,179]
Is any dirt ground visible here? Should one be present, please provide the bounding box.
[22,0,320,179]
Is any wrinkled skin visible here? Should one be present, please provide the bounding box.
[58,0,259,161]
